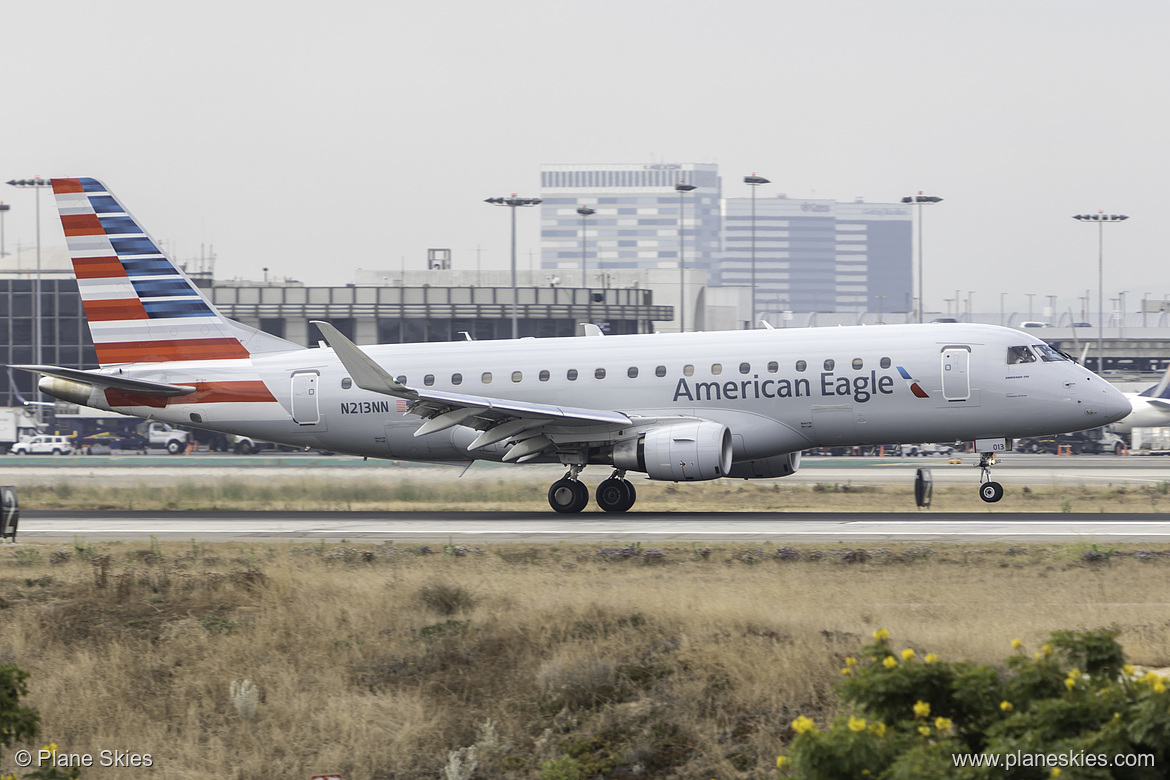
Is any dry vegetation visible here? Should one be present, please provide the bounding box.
[4,539,1170,779]
[15,474,1170,512]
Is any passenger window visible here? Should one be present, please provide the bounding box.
[341,377,352,390]
[1008,346,1036,364]
[795,360,807,372]
[451,373,462,386]
[655,365,667,377]
[628,367,638,378]
[481,372,493,384]
[767,361,778,373]
[684,364,695,377]
[539,370,550,382]
[424,374,435,387]
[852,359,863,370]
[739,362,751,374]
[880,357,891,369]
[711,363,723,376]
[595,368,607,379]
[512,371,522,383]
[567,369,578,381]
[823,359,834,371]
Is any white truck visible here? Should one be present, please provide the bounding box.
[0,406,43,454]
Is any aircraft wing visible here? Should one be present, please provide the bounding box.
[8,365,197,397]
[311,321,633,461]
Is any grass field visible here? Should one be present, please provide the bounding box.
[13,473,1170,513]
[4,537,1170,779]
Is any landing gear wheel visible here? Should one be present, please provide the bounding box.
[979,481,1004,503]
[596,478,637,513]
[548,478,590,513]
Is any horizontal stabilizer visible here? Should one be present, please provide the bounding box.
[8,365,197,396]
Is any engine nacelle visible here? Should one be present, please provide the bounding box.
[727,451,801,479]
[613,420,732,481]
[38,376,94,406]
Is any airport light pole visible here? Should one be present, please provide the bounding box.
[7,178,51,420]
[0,202,9,257]
[675,180,697,332]
[901,193,942,323]
[744,174,770,328]
[485,195,542,339]
[1073,212,1129,373]
[576,205,595,289]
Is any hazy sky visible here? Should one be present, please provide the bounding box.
[3,0,1166,318]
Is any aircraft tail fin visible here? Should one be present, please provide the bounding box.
[1138,362,1170,400]
[50,178,300,366]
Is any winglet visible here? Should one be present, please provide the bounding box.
[310,320,417,400]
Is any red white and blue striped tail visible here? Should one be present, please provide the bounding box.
[50,177,299,366]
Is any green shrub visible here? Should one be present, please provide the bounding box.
[780,628,1169,779]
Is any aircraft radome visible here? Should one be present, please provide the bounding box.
[10,178,1133,512]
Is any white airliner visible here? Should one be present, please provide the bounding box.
[10,178,1132,512]
[1110,365,1170,434]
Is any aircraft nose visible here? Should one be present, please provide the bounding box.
[1095,381,1133,424]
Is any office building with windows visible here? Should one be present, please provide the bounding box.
[721,194,913,318]
[539,163,723,284]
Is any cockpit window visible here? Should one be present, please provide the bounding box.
[1007,346,1036,364]
[1032,343,1069,362]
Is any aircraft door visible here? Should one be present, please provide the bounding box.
[941,347,971,401]
[290,371,320,425]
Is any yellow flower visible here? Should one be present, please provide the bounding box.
[1123,664,1135,676]
[924,653,939,664]
[870,721,887,738]
[883,655,898,669]
[934,717,953,731]
[1042,644,1054,657]
[849,716,867,733]
[913,700,931,719]
[1011,638,1022,650]
[1068,668,1082,680]
[1051,769,1062,778]
[776,756,788,768]
[1064,677,1077,690]
[1000,700,1014,712]
[1035,652,1043,660]
[873,628,890,641]
[918,725,931,737]
[901,648,915,661]
[1154,680,1166,694]
[845,657,857,667]
[792,715,816,735]
[841,667,852,675]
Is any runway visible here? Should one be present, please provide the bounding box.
[12,509,1170,544]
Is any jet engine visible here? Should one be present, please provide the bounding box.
[613,420,732,481]
[727,451,801,479]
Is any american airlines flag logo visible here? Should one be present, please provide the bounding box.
[896,366,930,398]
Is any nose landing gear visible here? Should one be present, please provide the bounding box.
[977,452,1004,503]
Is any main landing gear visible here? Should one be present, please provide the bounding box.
[547,468,637,513]
[977,452,1004,503]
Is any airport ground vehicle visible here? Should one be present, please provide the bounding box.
[57,413,190,454]
[1015,427,1125,455]
[0,406,42,454]
[10,435,74,455]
